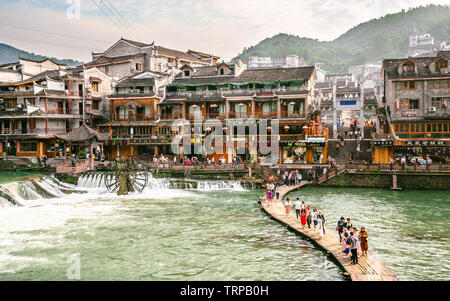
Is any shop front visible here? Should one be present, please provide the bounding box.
[393,139,449,164]
[280,138,327,164]
[372,139,394,164]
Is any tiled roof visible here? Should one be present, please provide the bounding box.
[19,56,67,66]
[108,92,156,98]
[116,77,155,87]
[84,54,142,67]
[171,66,314,86]
[383,50,450,80]
[187,50,220,59]
[121,38,152,48]
[155,46,207,65]
[55,123,110,142]
[237,66,315,83]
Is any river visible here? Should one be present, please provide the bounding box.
[0,173,448,280]
[0,174,343,281]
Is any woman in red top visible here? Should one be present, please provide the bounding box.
[300,208,307,229]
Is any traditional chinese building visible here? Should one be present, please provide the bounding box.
[84,38,216,80]
[157,60,323,164]
[376,50,450,163]
[0,57,67,83]
[98,71,172,160]
[0,67,113,158]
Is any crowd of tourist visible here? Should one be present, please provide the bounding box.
[394,155,433,166]
[263,180,370,266]
[336,217,369,264]
[150,155,237,166]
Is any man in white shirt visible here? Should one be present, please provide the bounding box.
[294,198,301,220]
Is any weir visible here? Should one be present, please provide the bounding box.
[0,174,247,207]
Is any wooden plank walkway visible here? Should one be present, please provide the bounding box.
[260,184,399,281]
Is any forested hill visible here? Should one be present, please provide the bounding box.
[235,5,450,74]
[0,43,82,67]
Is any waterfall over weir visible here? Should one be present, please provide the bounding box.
[0,173,247,207]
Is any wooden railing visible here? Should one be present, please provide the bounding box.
[316,162,450,183]
[280,111,306,118]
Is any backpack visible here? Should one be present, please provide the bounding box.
[346,237,353,245]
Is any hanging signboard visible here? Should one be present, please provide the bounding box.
[404,140,446,147]
[401,110,418,117]
[373,140,393,147]
[280,140,326,147]
[307,137,326,143]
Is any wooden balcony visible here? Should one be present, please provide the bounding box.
[187,113,204,120]
[280,111,306,118]
[255,112,277,118]
[161,113,182,119]
[205,113,226,119]
[114,114,155,121]
[228,112,250,118]
[47,108,67,115]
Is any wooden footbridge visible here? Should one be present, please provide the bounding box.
[260,184,399,281]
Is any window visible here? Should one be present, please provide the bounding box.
[402,62,415,73]
[91,81,99,92]
[395,81,422,90]
[219,68,225,75]
[92,99,100,110]
[6,99,17,109]
[399,98,419,110]
[435,59,448,72]
[19,141,37,152]
[135,63,142,71]
[184,70,190,77]
[428,79,450,89]
[117,106,128,120]
[432,97,449,109]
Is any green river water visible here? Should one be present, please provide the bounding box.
[0,173,448,281]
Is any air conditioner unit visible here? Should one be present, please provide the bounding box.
[429,106,436,112]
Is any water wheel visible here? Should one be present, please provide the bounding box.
[104,157,149,195]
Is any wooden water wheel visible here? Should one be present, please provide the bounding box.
[104,157,149,195]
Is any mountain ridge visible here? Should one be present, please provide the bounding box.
[235,4,450,74]
[0,43,82,67]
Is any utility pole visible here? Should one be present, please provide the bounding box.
[82,66,86,124]
[360,81,365,139]
[332,78,337,139]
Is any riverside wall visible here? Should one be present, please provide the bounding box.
[317,171,450,190]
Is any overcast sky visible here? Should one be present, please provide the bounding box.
[0,0,448,62]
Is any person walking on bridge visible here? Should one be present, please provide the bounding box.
[359,227,368,256]
[294,198,301,221]
[300,208,307,229]
[318,211,325,234]
[297,172,302,186]
[349,232,358,264]
[316,213,324,240]
[306,206,312,228]
[284,198,291,216]
[312,208,318,229]
[275,186,280,201]
[337,217,345,243]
